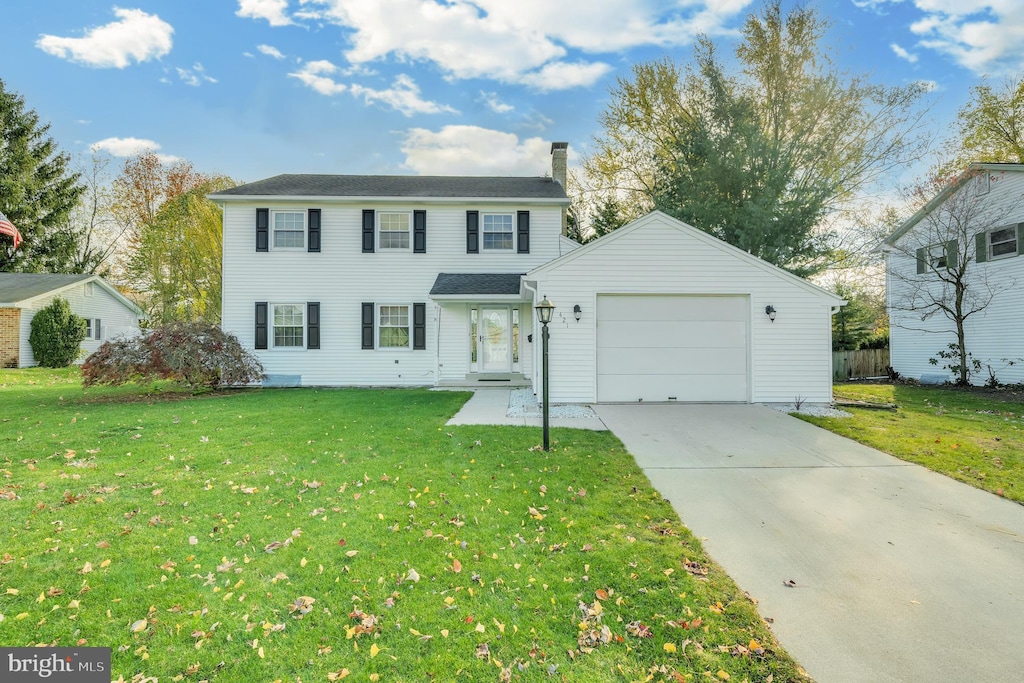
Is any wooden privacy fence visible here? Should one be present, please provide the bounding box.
[833,348,890,381]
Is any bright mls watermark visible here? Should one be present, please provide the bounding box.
[1,648,109,682]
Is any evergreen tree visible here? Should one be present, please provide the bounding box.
[0,79,85,271]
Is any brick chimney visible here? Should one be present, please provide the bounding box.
[550,142,568,188]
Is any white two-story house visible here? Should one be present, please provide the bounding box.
[883,163,1024,384]
[212,143,844,404]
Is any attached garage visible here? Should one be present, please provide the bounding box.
[596,294,748,402]
[525,211,844,405]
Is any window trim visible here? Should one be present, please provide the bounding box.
[270,210,306,250]
[481,213,515,251]
[84,318,102,341]
[270,302,305,349]
[986,225,1018,260]
[378,303,412,350]
[377,211,412,251]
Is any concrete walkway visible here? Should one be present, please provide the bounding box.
[445,387,607,430]
[595,403,1024,683]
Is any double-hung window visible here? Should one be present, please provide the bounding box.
[482,214,513,250]
[928,243,949,269]
[988,226,1018,259]
[84,318,102,340]
[379,212,410,249]
[272,304,304,347]
[273,211,305,249]
[379,305,410,348]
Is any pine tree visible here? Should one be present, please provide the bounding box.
[0,79,85,271]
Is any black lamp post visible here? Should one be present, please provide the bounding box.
[535,296,555,452]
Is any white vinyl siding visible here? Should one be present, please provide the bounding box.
[527,214,839,404]
[272,211,305,249]
[221,201,561,386]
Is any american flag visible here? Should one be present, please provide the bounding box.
[0,211,22,249]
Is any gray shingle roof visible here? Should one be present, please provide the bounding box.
[0,273,94,304]
[212,174,568,200]
[429,273,525,296]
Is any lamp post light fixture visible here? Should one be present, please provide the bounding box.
[535,296,555,452]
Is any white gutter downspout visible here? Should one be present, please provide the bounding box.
[521,279,539,395]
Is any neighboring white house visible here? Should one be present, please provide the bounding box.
[211,143,843,403]
[883,164,1024,385]
[0,273,144,368]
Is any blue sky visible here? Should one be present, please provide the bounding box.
[3,1,1023,184]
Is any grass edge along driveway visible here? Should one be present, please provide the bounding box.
[799,383,1024,505]
[0,369,810,683]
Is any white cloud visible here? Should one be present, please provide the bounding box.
[297,0,749,87]
[479,91,513,114]
[89,137,181,163]
[176,63,217,87]
[288,60,348,95]
[349,75,457,116]
[516,61,614,91]
[400,126,553,176]
[862,1,1024,74]
[257,44,286,59]
[236,0,293,26]
[36,8,173,68]
[890,42,919,63]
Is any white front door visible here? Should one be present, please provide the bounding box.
[479,306,511,373]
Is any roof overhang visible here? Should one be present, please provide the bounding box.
[428,273,528,302]
[207,194,570,206]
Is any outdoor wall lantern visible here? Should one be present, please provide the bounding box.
[535,297,555,451]
[765,305,777,322]
[573,304,582,322]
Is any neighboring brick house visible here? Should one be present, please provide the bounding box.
[0,273,143,368]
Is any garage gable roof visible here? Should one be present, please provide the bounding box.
[526,211,844,304]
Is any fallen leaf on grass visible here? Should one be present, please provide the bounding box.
[327,670,350,681]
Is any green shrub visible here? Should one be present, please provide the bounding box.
[82,321,264,390]
[28,297,87,367]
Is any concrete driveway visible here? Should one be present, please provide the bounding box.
[596,403,1024,683]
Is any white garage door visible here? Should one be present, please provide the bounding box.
[597,295,748,402]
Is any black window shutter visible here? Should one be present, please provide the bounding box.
[95,319,102,341]
[1017,223,1024,256]
[307,302,320,349]
[975,232,988,263]
[308,209,321,253]
[517,210,530,253]
[256,209,269,252]
[915,247,926,274]
[413,303,426,350]
[413,210,427,253]
[362,210,375,253]
[466,211,479,253]
[255,302,268,349]
[945,239,958,269]
[361,302,374,349]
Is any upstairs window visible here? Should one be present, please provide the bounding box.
[988,226,1018,259]
[973,173,991,196]
[272,211,305,249]
[482,214,513,250]
[379,212,411,249]
[928,243,949,269]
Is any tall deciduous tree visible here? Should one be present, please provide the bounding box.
[950,75,1024,166]
[585,1,930,275]
[112,151,208,248]
[128,176,235,324]
[63,154,130,275]
[0,79,85,271]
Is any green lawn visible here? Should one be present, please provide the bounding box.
[0,369,809,683]
[799,383,1024,504]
